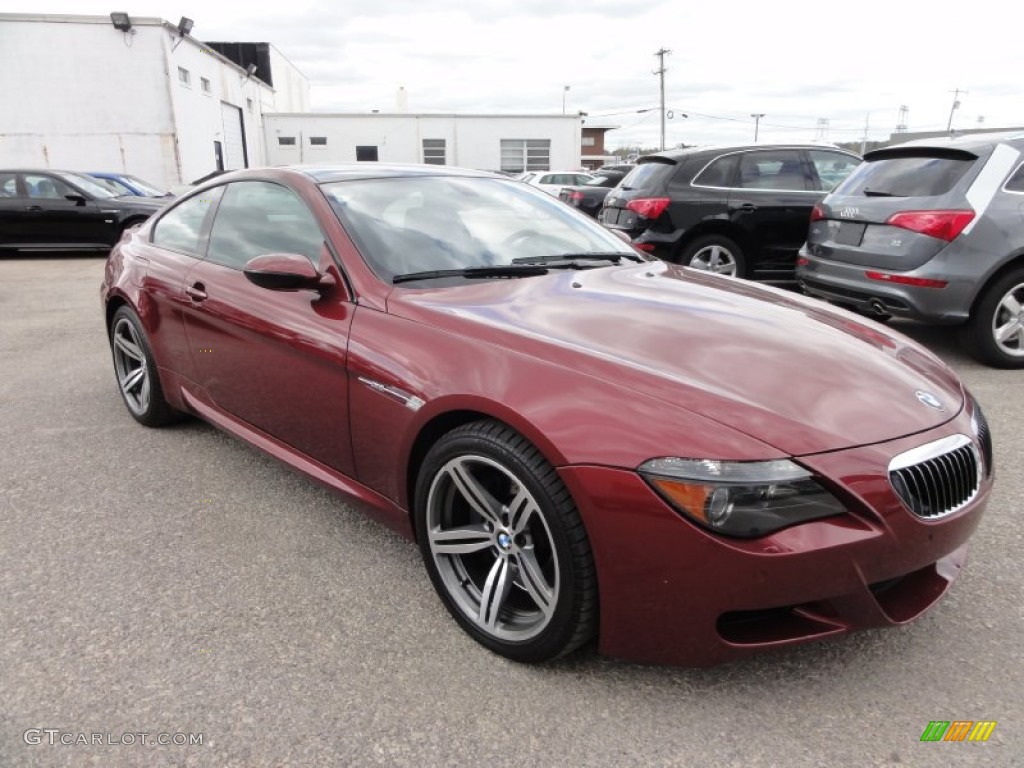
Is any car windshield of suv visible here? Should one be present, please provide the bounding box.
[834,152,975,197]
[59,172,118,199]
[125,175,170,196]
[323,175,636,282]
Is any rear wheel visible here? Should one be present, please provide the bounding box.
[965,267,1024,368]
[414,420,598,663]
[678,234,746,278]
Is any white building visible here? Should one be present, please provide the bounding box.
[264,113,585,173]
[0,13,310,189]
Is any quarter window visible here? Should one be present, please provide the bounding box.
[1003,162,1024,193]
[737,150,809,191]
[692,155,739,187]
[0,172,17,197]
[206,181,323,269]
[500,139,550,173]
[808,150,860,192]
[152,192,219,254]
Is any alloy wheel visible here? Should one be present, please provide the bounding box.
[689,244,738,276]
[112,317,150,416]
[991,281,1024,358]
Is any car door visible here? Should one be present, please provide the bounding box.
[727,149,816,277]
[0,172,26,246]
[22,173,113,246]
[181,180,356,475]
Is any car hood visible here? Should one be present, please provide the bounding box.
[389,262,963,456]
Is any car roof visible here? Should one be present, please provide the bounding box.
[881,131,1024,153]
[639,143,860,164]
[279,164,503,183]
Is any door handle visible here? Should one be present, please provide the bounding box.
[185,283,208,302]
[25,205,43,212]
[735,203,758,213]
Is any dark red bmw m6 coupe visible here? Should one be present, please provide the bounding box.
[101,164,993,667]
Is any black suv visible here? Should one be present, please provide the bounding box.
[598,144,860,280]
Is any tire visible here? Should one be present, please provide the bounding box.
[414,420,598,663]
[677,234,746,278]
[109,306,181,426]
[964,267,1024,368]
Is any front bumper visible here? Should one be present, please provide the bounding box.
[797,249,973,323]
[559,420,990,667]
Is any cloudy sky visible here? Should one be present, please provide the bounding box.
[8,0,1021,149]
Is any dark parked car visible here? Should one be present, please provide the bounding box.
[598,144,860,280]
[558,170,627,217]
[0,169,167,253]
[102,164,991,667]
[88,172,173,198]
[798,132,1024,368]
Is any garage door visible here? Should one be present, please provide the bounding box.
[220,102,248,170]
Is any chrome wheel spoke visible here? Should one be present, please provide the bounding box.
[507,487,538,534]
[114,333,143,362]
[429,525,493,556]
[516,549,555,617]
[446,459,502,527]
[999,293,1022,317]
[994,319,1021,344]
[120,366,146,395]
[478,557,513,630]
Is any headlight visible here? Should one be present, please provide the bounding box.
[968,396,993,477]
[638,457,846,538]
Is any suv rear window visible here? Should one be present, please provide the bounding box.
[620,161,675,191]
[836,151,975,197]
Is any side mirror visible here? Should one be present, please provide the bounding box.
[65,194,87,206]
[243,253,322,291]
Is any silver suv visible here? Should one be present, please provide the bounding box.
[797,132,1024,367]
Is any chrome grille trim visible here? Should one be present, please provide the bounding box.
[888,434,981,520]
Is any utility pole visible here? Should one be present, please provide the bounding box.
[815,118,829,142]
[562,85,570,115]
[750,113,765,142]
[946,88,967,133]
[860,113,870,155]
[895,105,909,134]
[653,48,671,150]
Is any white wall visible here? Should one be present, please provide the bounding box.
[264,114,583,171]
[268,47,311,113]
[0,16,179,185]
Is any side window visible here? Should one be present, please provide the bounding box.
[1004,162,1024,194]
[0,173,17,197]
[808,150,860,192]
[24,174,75,200]
[206,181,324,270]
[692,155,739,187]
[737,150,809,191]
[152,191,220,254]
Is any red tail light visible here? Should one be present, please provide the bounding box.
[885,210,974,241]
[865,271,948,289]
[810,203,826,222]
[625,197,671,220]
[634,242,656,253]
[568,190,584,202]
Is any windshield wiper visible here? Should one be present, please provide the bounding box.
[392,265,549,284]
[511,252,644,265]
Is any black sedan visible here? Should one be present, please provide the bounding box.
[0,169,167,253]
[557,170,627,218]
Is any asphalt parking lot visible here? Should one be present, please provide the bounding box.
[1,255,1021,768]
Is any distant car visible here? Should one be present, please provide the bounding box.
[798,131,1024,368]
[88,172,173,198]
[519,171,596,196]
[598,144,860,280]
[0,169,168,253]
[558,171,627,218]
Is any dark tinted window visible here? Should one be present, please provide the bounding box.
[356,146,379,162]
[1004,163,1024,193]
[836,153,975,197]
[152,192,219,254]
[207,181,323,269]
[737,150,808,191]
[620,161,675,191]
[692,155,739,187]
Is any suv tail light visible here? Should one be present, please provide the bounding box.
[625,197,671,220]
[885,210,974,242]
[567,190,584,202]
[810,203,826,221]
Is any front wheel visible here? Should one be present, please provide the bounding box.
[109,306,181,426]
[678,234,746,278]
[964,267,1024,368]
[414,421,598,663]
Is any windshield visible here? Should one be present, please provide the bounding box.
[125,175,170,196]
[322,176,637,282]
[59,172,118,199]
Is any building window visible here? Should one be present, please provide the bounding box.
[200,77,211,94]
[278,136,297,146]
[581,136,596,147]
[246,98,254,112]
[500,139,550,173]
[423,139,446,165]
[356,145,379,162]
[178,67,191,86]
[310,136,327,146]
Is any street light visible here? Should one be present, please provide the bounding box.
[751,113,765,142]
